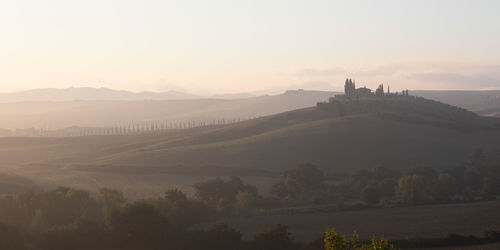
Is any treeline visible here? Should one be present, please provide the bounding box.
[317,94,500,129]
[2,164,494,232]
[1,117,252,138]
[0,169,499,249]
[268,163,500,209]
[0,185,398,250]
[0,186,268,250]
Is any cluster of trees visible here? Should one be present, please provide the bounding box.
[392,164,500,205]
[193,176,263,214]
[271,164,328,204]
[0,185,281,250]
[269,163,500,207]
[0,167,498,249]
[0,187,210,250]
[0,176,266,233]
[37,205,301,250]
[190,163,499,210]
[344,78,356,97]
[269,164,401,206]
[0,184,394,250]
[318,93,489,129]
[0,187,122,230]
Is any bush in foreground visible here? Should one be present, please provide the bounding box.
[324,228,396,250]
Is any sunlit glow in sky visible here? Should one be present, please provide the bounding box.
[0,0,499,94]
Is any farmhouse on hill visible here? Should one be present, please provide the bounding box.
[343,78,409,98]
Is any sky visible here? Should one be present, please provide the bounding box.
[0,0,499,94]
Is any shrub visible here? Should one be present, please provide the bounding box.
[324,228,396,250]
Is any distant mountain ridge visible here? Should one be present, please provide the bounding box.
[0,87,200,102]
[0,89,338,129]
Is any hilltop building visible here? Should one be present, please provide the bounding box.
[344,78,373,98]
[342,78,408,98]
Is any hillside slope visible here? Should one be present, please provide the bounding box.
[0,94,500,175]
[1,96,500,174]
[76,113,500,171]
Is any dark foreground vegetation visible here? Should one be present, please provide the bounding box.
[0,159,499,249]
[0,185,398,250]
[1,184,498,250]
[1,140,499,250]
[270,158,500,210]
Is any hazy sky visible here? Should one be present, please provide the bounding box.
[0,0,499,94]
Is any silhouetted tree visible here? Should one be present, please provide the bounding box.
[155,189,210,227]
[344,78,356,97]
[464,168,483,191]
[396,175,432,204]
[271,164,327,204]
[481,176,500,197]
[106,202,172,249]
[235,190,263,213]
[377,178,397,198]
[375,84,384,96]
[432,174,457,202]
[360,186,380,205]
[0,195,30,228]
[194,177,260,213]
[31,187,101,228]
[98,188,126,217]
[444,166,466,190]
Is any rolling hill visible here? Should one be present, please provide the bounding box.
[2,89,500,131]
[2,95,500,175]
[0,90,337,129]
[412,90,500,117]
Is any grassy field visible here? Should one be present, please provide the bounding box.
[203,201,500,243]
[1,104,500,201]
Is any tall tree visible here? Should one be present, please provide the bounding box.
[271,164,327,203]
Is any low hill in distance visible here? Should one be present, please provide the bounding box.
[412,90,500,117]
[2,94,500,175]
[74,95,500,172]
[0,90,337,129]
[1,89,500,131]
